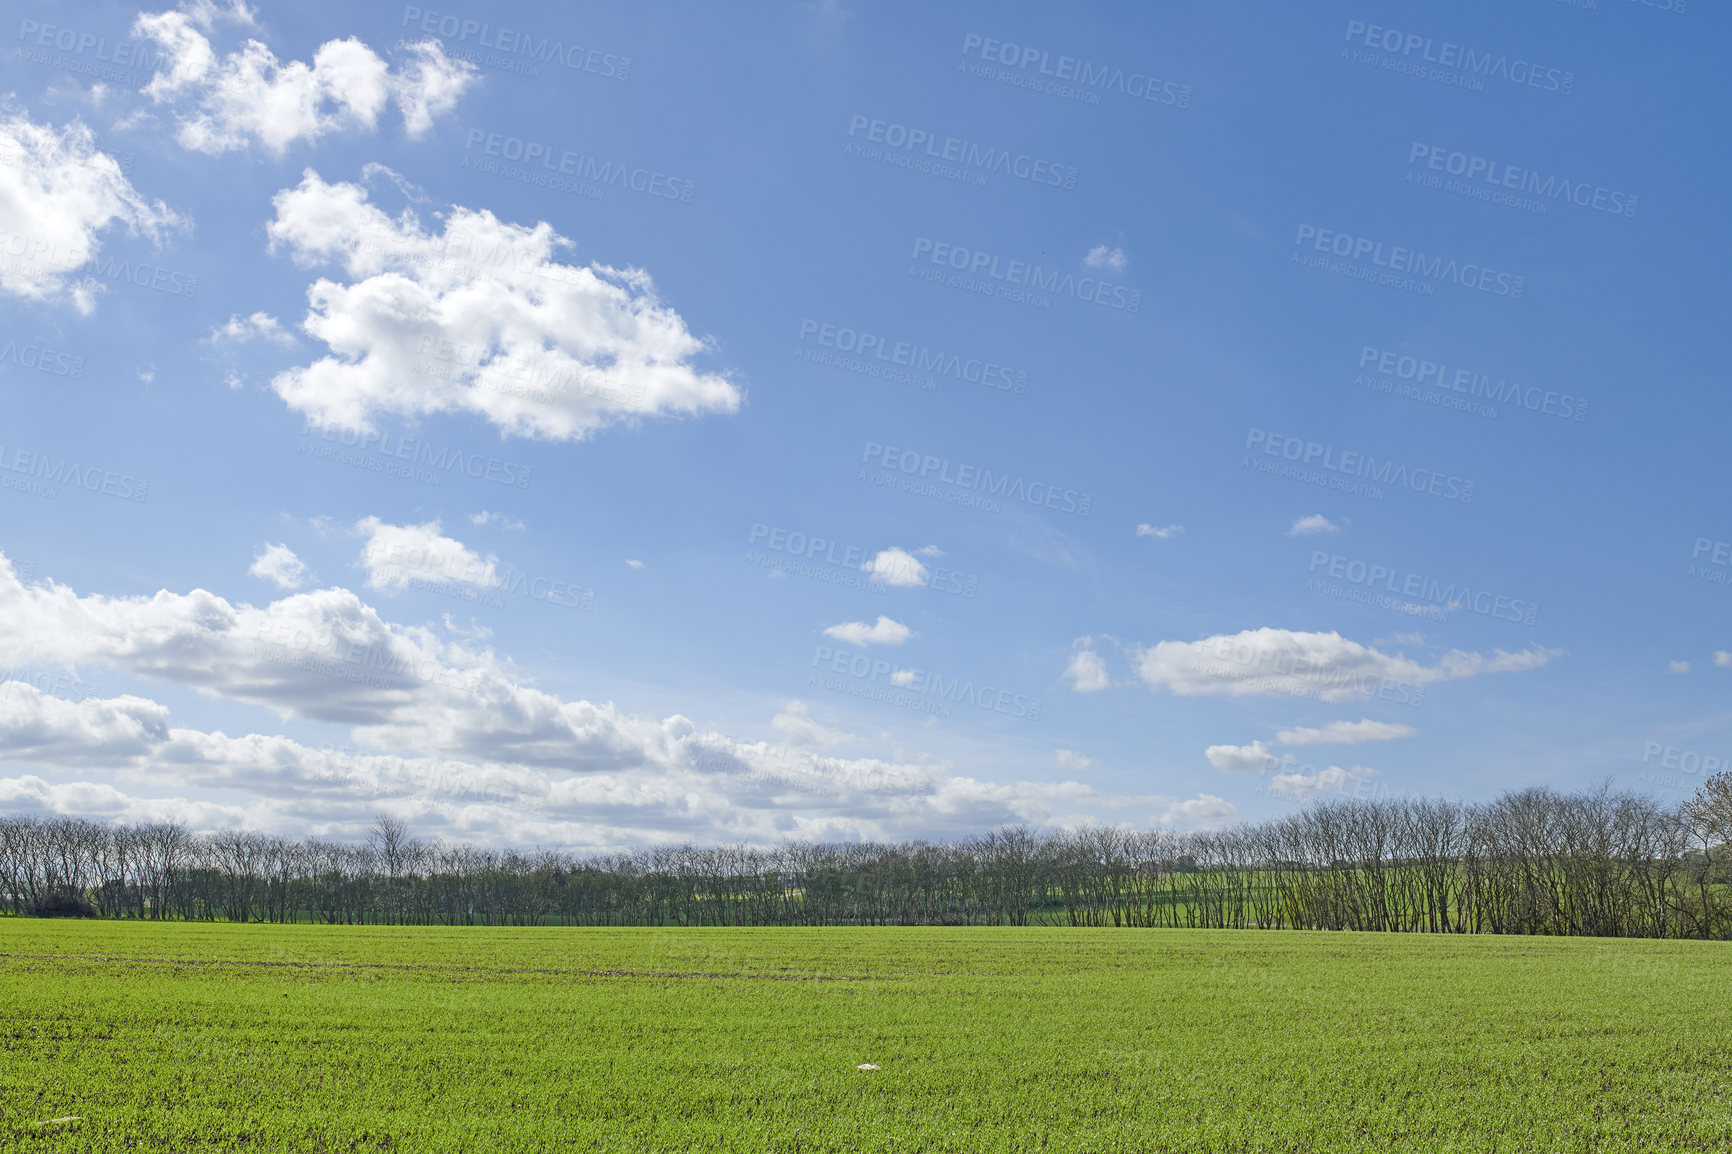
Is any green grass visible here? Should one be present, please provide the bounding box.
[2,921,1730,1152]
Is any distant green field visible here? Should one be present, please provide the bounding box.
[3,922,1730,1152]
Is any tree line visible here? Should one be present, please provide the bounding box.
[6,780,1732,936]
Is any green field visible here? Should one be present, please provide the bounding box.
[3,922,1730,1152]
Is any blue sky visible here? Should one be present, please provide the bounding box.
[0,0,1726,849]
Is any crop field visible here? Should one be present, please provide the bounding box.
[2,922,1731,1152]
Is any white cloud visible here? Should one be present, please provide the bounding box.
[265,170,739,441]
[133,4,475,154]
[0,112,182,312]
[1084,245,1127,271]
[1204,740,1283,773]
[768,701,851,751]
[1669,661,1692,675]
[1135,628,1560,703]
[1136,523,1183,539]
[1157,794,1237,830]
[890,669,917,687]
[1275,719,1417,746]
[469,510,525,531]
[1717,651,1732,668]
[1287,514,1342,537]
[0,550,1183,845]
[1054,749,1092,771]
[625,559,645,570]
[1064,641,1111,693]
[823,616,914,647]
[440,614,491,642]
[861,547,928,589]
[0,686,169,766]
[356,517,498,591]
[1270,765,1377,797]
[207,311,294,346]
[248,543,308,590]
[0,676,1169,853]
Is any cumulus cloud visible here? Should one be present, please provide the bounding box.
[1084,245,1127,271]
[1064,641,1111,693]
[1717,651,1732,668]
[356,517,498,591]
[823,616,913,647]
[264,169,739,440]
[1275,719,1417,746]
[133,3,475,154]
[768,701,851,751]
[1669,661,1692,675]
[861,548,928,589]
[1157,794,1236,830]
[0,112,182,312]
[0,686,169,766]
[1204,740,1283,774]
[249,543,308,589]
[469,510,524,531]
[1287,514,1342,536]
[1054,749,1092,771]
[625,559,645,570]
[1135,628,1559,703]
[207,311,294,345]
[0,551,1179,849]
[1270,765,1377,797]
[1136,523,1183,539]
